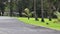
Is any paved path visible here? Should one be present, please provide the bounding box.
[0,16,60,34]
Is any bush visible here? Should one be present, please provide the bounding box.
[22,8,33,19]
[54,11,60,23]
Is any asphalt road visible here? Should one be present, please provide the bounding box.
[0,16,60,34]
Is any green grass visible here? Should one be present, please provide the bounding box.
[18,17,60,30]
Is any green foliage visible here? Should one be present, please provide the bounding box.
[54,11,60,19]
[22,8,33,17]
[54,11,60,23]
[0,0,60,18]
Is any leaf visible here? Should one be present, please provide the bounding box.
[22,13,28,16]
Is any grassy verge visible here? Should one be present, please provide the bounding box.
[18,17,60,30]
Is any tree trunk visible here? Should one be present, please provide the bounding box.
[49,15,52,21]
[17,0,23,17]
[18,9,22,17]
[0,0,5,16]
[49,18,52,21]
[41,0,44,22]
[48,0,52,21]
[10,0,13,16]
[41,18,44,22]
[34,0,39,21]
[28,16,30,20]
[1,10,4,16]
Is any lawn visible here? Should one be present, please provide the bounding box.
[18,17,60,30]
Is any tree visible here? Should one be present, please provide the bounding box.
[34,0,39,21]
[0,0,59,18]
[54,11,60,23]
[0,0,5,16]
[43,0,56,21]
[22,8,33,20]
[41,0,44,22]
[17,0,22,17]
[47,0,57,21]
[10,0,13,16]
[47,0,52,21]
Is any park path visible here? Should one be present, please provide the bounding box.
[0,16,60,34]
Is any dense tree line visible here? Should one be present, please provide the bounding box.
[0,0,60,20]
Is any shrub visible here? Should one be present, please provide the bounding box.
[22,8,33,20]
[54,11,60,23]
